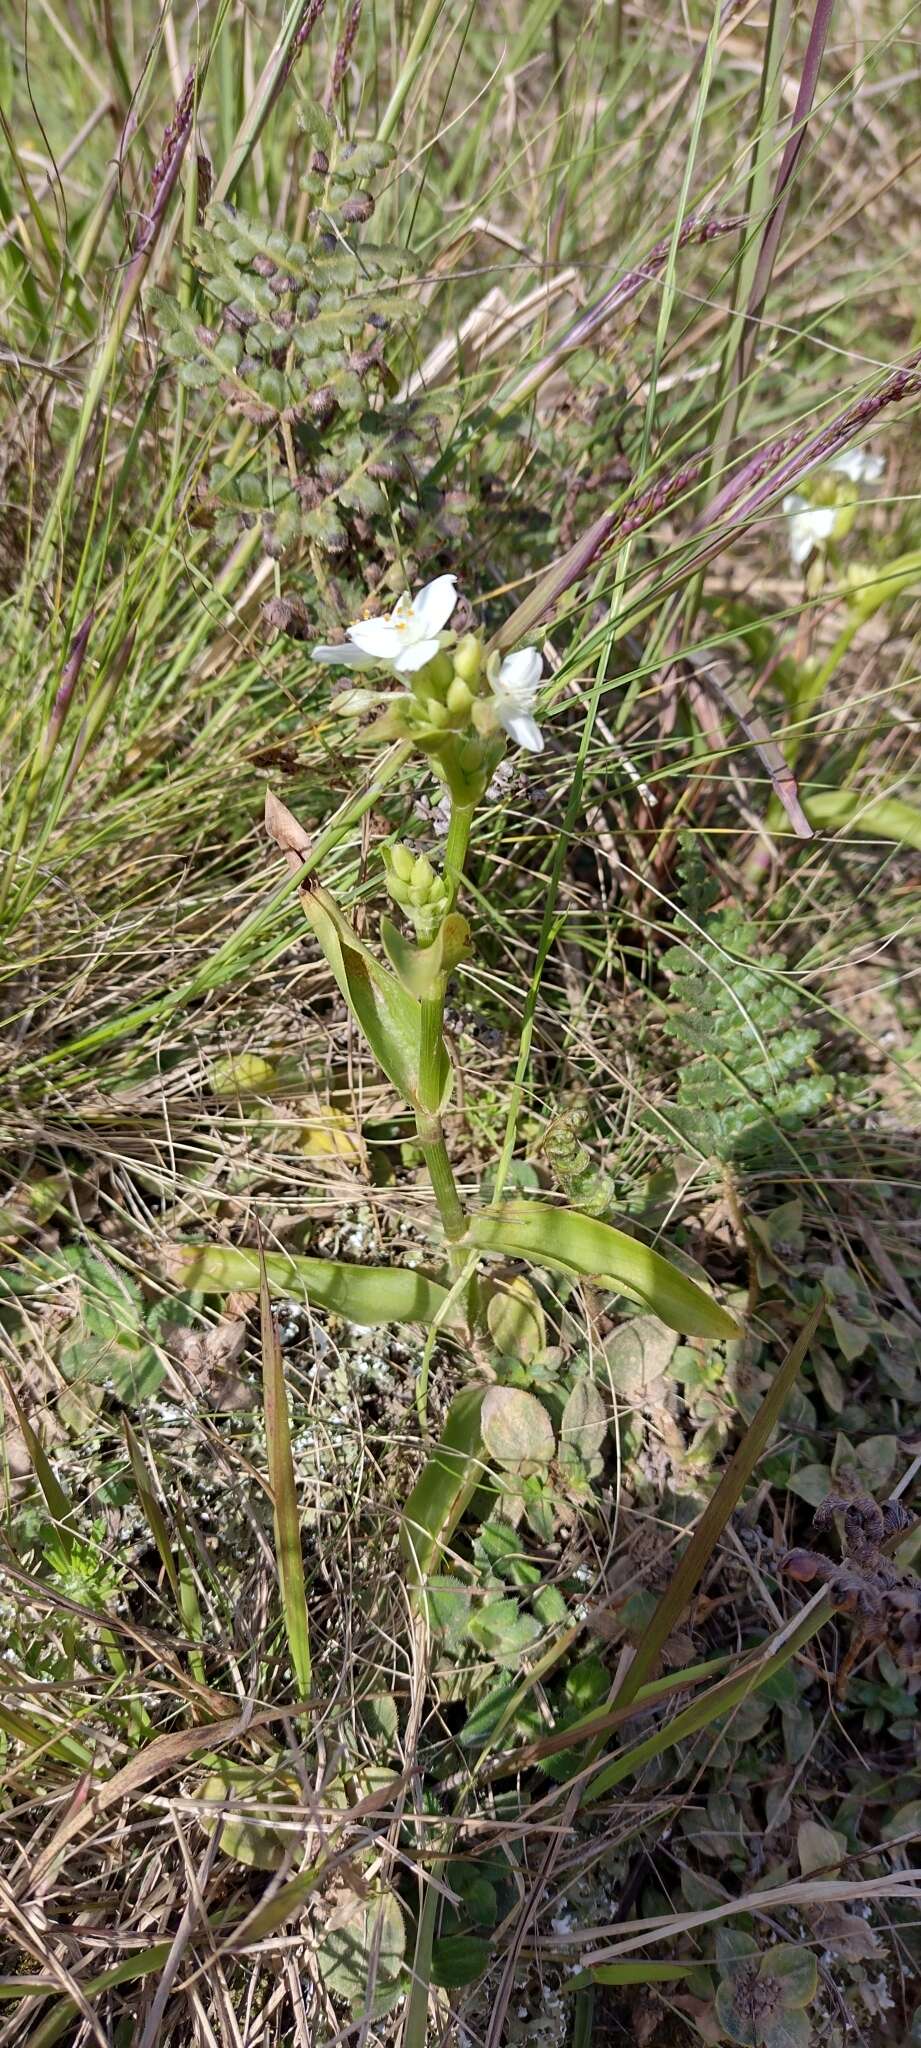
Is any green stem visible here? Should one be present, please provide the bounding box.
[788,613,861,768]
[443,801,473,908]
[416,981,464,1246]
[761,612,862,839]
[416,1108,466,1243]
[212,0,309,205]
[414,798,474,1310]
[24,128,191,610]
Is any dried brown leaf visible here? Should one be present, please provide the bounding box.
[265,787,312,872]
[812,1903,881,1961]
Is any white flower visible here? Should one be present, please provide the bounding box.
[486,647,544,753]
[783,495,839,568]
[784,447,885,569]
[311,575,457,675]
[828,447,885,485]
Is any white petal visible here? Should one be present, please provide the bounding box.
[497,647,542,705]
[828,447,884,484]
[311,641,377,669]
[787,502,837,567]
[392,637,442,674]
[502,708,544,753]
[409,574,458,637]
[347,616,405,659]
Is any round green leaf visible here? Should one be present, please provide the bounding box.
[481,1386,555,1474]
[200,1767,296,1871]
[316,1889,406,2010]
[768,1946,818,2008]
[486,1276,546,1363]
[560,1375,607,1465]
[715,1974,767,2046]
[209,1053,277,1097]
[430,1933,492,1988]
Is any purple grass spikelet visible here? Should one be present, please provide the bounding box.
[325,0,363,109]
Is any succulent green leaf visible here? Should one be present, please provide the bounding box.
[303,885,450,1110]
[796,1819,845,1878]
[316,1889,406,2013]
[480,1385,555,1473]
[566,1962,699,1991]
[259,1241,311,1699]
[768,1948,818,2008]
[559,1375,607,1467]
[164,1244,455,1328]
[465,1201,739,1340]
[380,911,470,1000]
[200,1764,297,1871]
[801,786,921,850]
[400,1388,487,1581]
[716,1930,759,1973]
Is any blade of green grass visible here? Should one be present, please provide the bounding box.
[582,1590,831,1807]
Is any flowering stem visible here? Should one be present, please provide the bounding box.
[416,979,464,1244]
[443,801,473,909]
[417,1102,466,1243]
[758,611,863,849]
[415,795,474,1259]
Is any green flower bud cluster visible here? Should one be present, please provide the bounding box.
[405,633,483,733]
[382,842,450,945]
[399,633,500,806]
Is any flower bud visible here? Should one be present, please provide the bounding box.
[844,552,921,620]
[382,840,449,943]
[390,843,415,884]
[422,651,455,698]
[381,842,414,906]
[329,687,384,717]
[453,634,483,686]
[446,677,473,719]
[420,697,451,729]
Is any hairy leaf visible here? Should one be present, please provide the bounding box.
[481,1385,555,1473]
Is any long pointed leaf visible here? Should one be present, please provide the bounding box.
[303,885,450,1110]
[801,787,921,850]
[165,1245,457,1328]
[400,1386,487,1582]
[465,1202,739,1340]
[582,1591,831,1806]
[1,1372,74,1548]
[122,1417,182,1611]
